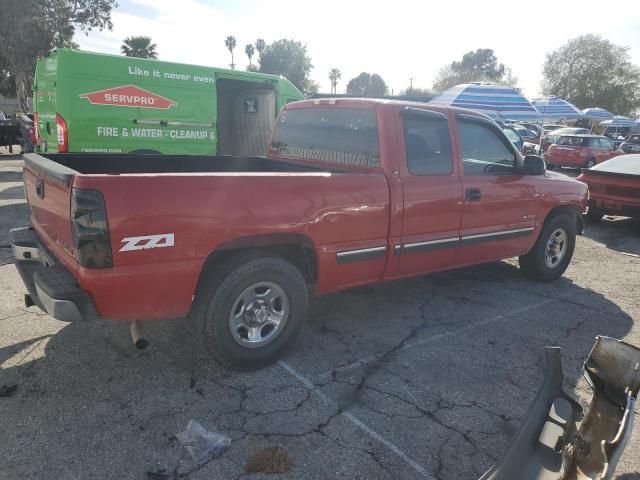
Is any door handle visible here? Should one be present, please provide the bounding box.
[465,188,481,202]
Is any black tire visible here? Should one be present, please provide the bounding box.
[192,255,308,369]
[546,163,555,170]
[130,149,162,155]
[586,206,604,222]
[585,158,596,168]
[519,213,576,282]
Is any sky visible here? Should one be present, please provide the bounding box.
[74,0,640,98]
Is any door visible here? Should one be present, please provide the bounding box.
[595,137,617,163]
[454,114,539,266]
[231,89,277,155]
[393,107,463,277]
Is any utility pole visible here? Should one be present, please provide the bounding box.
[408,77,415,94]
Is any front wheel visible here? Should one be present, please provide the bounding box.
[519,213,576,282]
[193,256,308,369]
[546,163,556,170]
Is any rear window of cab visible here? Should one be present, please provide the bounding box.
[271,107,380,168]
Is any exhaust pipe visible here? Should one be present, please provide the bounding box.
[130,321,148,350]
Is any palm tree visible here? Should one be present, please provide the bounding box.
[225,35,237,69]
[329,68,342,94]
[121,36,158,59]
[255,38,266,58]
[245,44,255,67]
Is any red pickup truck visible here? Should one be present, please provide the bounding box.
[12,99,588,368]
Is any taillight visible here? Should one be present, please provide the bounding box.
[56,113,68,152]
[33,113,39,143]
[71,189,112,268]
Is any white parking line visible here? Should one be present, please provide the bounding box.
[318,295,568,379]
[278,360,433,479]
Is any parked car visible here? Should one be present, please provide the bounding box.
[545,134,619,169]
[618,134,640,154]
[0,110,20,153]
[578,154,640,221]
[541,127,592,152]
[11,98,588,368]
[543,123,565,134]
[516,122,543,137]
[513,125,539,144]
[501,125,523,151]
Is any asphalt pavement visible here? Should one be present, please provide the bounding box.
[1,154,639,479]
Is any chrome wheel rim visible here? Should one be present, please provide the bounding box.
[228,281,289,348]
[545,228,568,269]
[586,160,595,168]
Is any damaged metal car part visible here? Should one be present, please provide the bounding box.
[481,336,640,480]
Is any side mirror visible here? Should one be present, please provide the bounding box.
[523,155,546,175]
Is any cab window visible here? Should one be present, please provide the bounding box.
[403,116,453,175]
[458,119,517,175]
[270,107,380,168]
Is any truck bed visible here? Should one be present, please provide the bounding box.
[38,153,336,175]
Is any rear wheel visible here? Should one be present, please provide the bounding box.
[192,255,308,369]
[585,158,596,168]
[546,163,555,170]
[519,213,576,282]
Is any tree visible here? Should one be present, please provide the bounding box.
[245,43,255,68]
[346,72,388,96]
[328,68,341,94]
[258,39,315,95]
[121,36,157,59]
[255,38,266,57]
[542,34,640,116]
[0,0,117,112]
[432,49,515,91]
[225,35,237,69]
[398,87,432,98]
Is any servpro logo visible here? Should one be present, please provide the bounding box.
[79,85,177,109]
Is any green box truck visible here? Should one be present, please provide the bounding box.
[34,49,304,155]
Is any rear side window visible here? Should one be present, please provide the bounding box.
[403,115,453,175]
[458,119,516,175]
[271,107,380,168]
[556,136,585,146]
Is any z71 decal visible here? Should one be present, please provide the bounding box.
[119,233,175,252]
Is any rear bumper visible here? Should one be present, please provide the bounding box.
[10,227,98,322]
[588,198,640,218]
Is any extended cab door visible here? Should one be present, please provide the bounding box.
[454,114,538,265]
[392,107,463,277]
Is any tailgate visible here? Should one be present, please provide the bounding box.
[22,153,78,270]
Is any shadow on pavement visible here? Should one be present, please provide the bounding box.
[0,259,635,479]
[582,216,640,256]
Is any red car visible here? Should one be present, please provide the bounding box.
[545,134,620,169]
[11,98,588,367]
[578,154,640,221]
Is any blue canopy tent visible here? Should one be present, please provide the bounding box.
[428,83,542,121]
[531,96,583,121]
[599,115,638,140]
[582,107,614,133]
[582,107,614,120]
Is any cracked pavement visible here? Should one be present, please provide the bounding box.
[1,156,640,479]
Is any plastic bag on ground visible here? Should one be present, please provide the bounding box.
[175,420,231,464]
